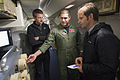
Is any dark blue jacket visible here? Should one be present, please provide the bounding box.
[27,21,50,52]
[82,22,120,80]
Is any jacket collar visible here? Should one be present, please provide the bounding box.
[32,21,45,29]
[89,22,113,36]
[33,21,44,26]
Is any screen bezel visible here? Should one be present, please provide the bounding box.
[0,28,13,48]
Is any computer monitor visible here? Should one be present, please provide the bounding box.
[0,28,13,48]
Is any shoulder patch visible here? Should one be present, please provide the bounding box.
[69,29,75,32]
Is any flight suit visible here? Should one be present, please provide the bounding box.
[39,24,81,80]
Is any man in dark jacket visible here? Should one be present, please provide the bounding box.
[75,2,120,80]
[27,9,50,80]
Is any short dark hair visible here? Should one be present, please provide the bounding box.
[79,2,99,21]
[32,9,43,17]
[59,9,71,17]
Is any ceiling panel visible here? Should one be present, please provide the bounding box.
[43,0,75,17]
[20,0,93,19]
[20,0,40,18]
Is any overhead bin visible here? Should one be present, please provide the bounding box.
[0,0,16,19]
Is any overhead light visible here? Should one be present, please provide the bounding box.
[38,7,42,10]
[65,4,75,9]
[38,0,43,10]
[45,14,48,17]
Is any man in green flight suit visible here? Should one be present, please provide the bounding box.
[27,9,82,80]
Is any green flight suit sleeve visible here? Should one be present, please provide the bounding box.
[39,28,56,53]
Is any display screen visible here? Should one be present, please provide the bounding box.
[0,29,13,48]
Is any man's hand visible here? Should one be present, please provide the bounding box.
[27,54,37,63]
[27,50,42,63]
[75,57,83,73]
[34,37,39,40]
[75,57,82,65]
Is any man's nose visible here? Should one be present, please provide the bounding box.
[78,20,80,24]
[62,19,65,22]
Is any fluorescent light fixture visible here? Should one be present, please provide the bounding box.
[45,14,48,17]
[38,0,43,10]
[65,4,75,9]
[38,7,42,10]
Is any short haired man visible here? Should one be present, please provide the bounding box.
[27,9,50,80]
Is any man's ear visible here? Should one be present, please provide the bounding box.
[89,13,93,20]
[69,15,71,19]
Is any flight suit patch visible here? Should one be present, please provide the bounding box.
[62,30,67,35]
[69,29,75,32]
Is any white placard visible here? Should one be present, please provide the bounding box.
[0,31,9,47]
